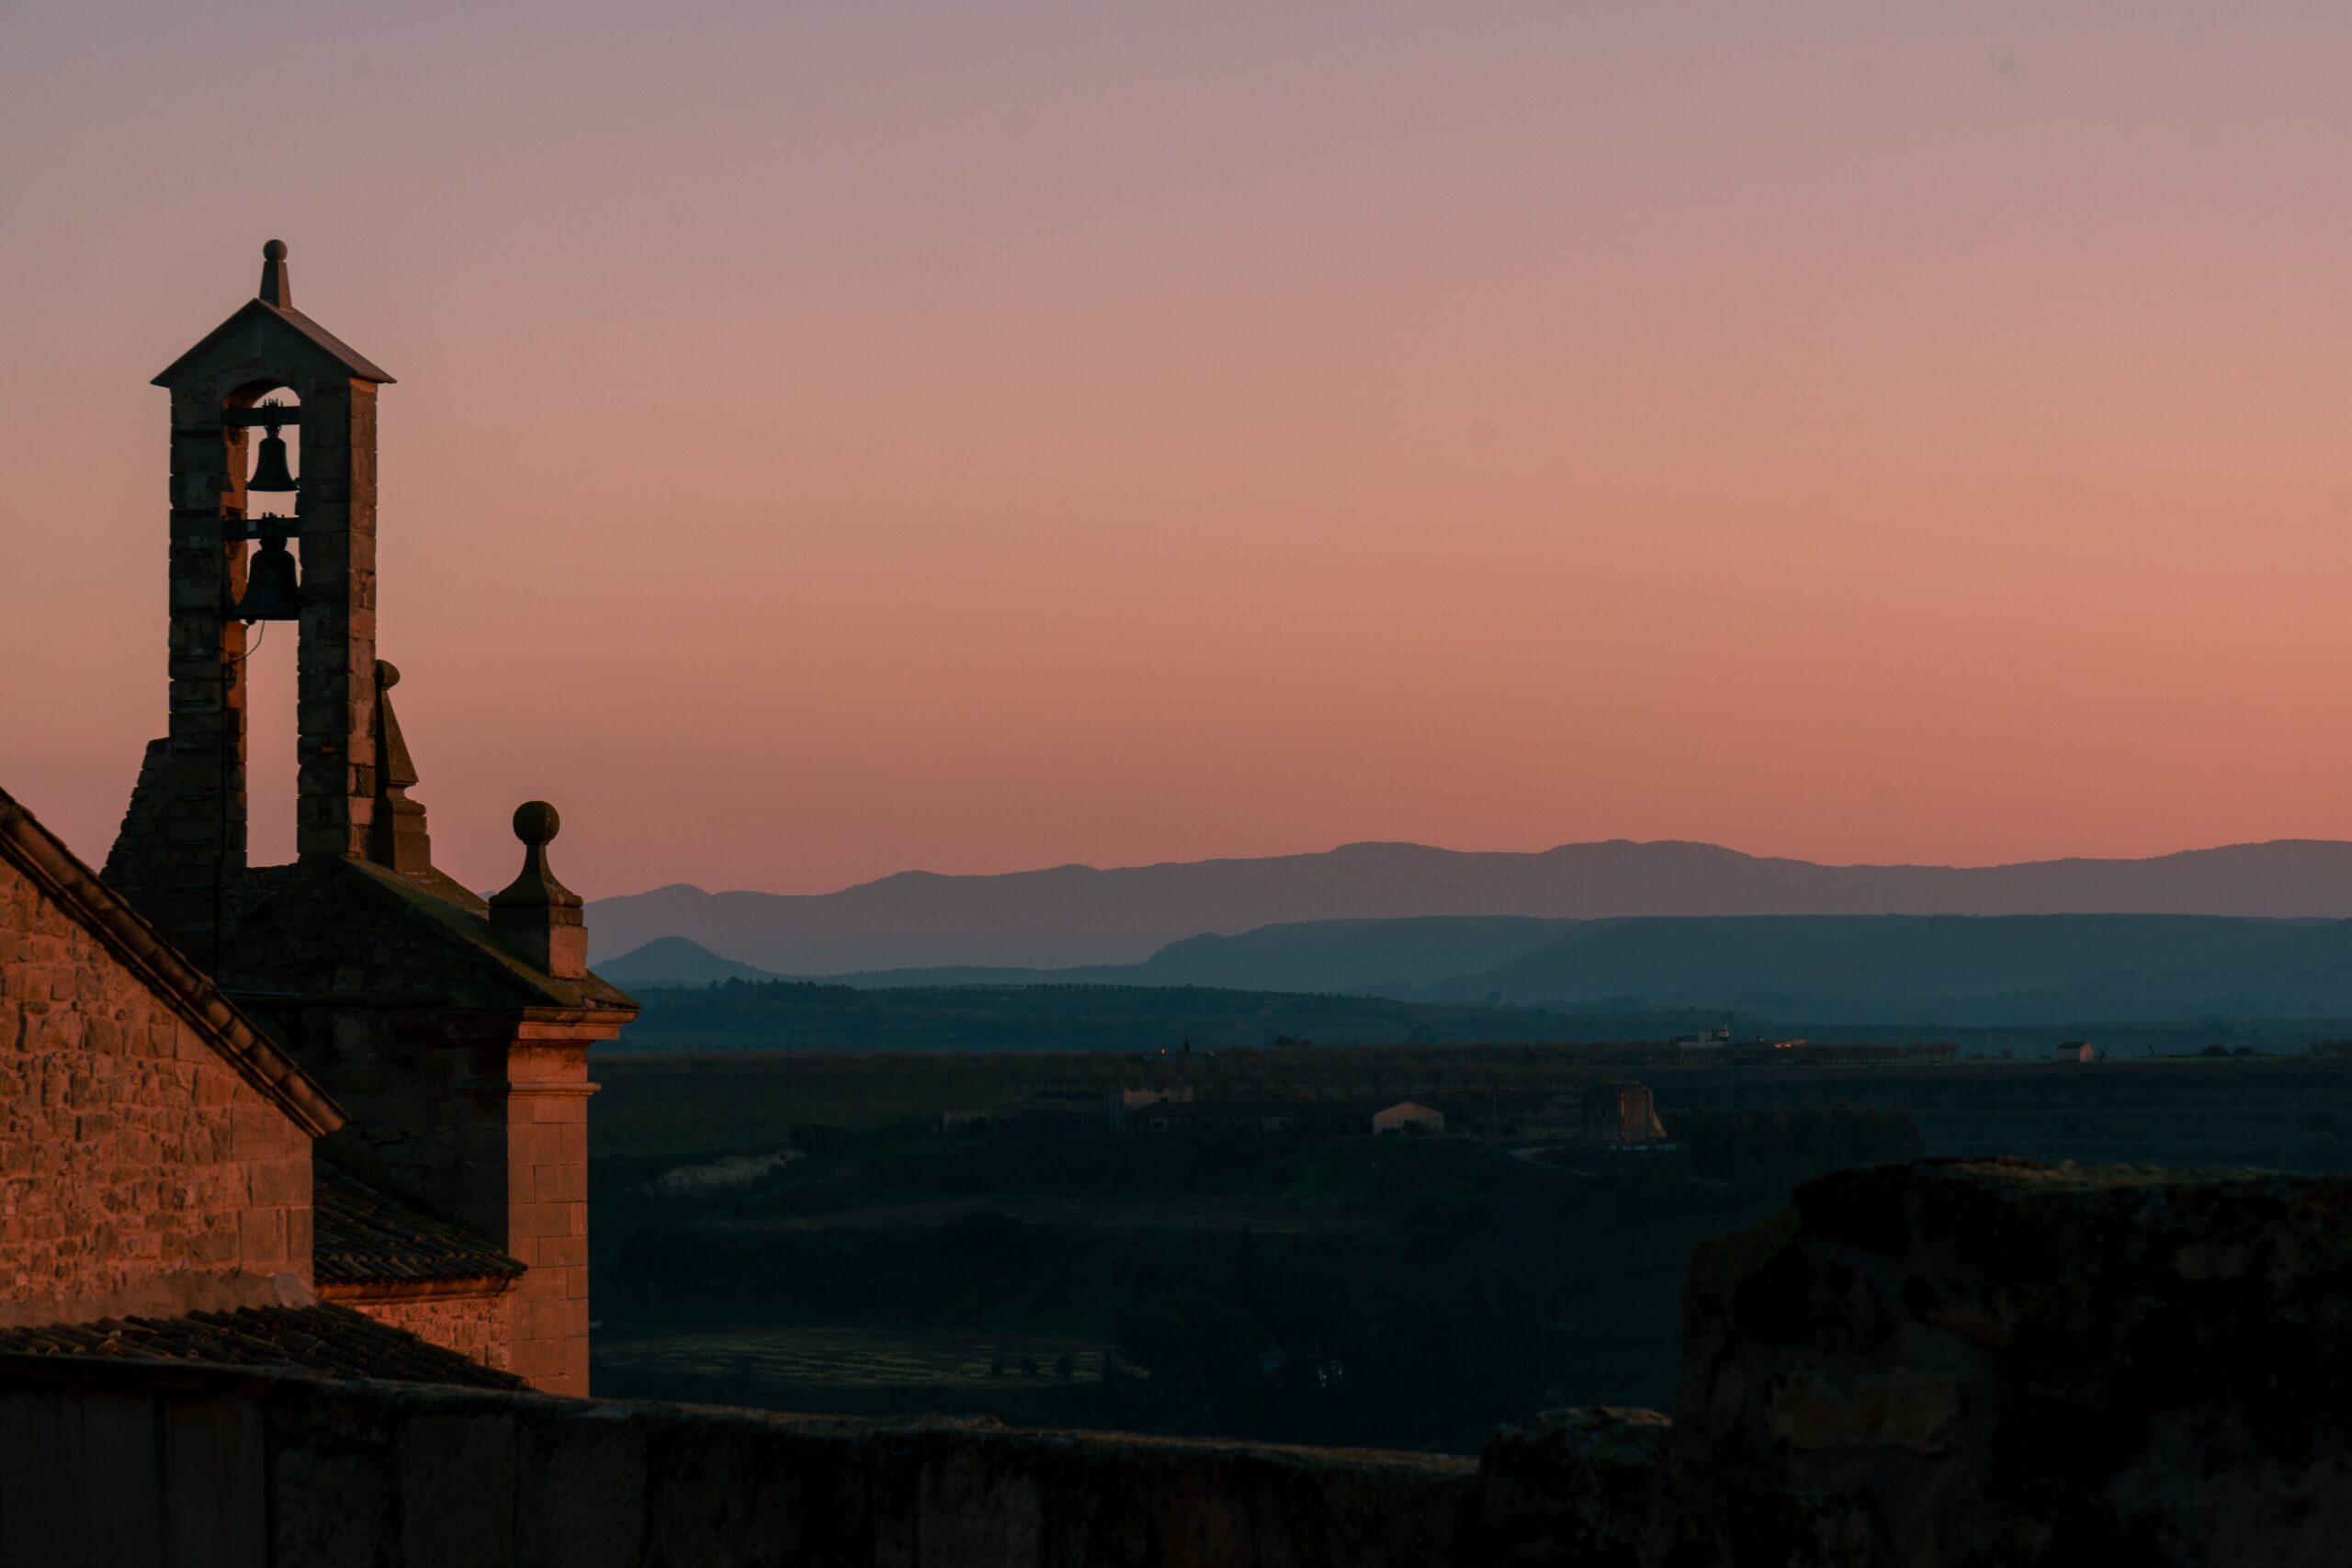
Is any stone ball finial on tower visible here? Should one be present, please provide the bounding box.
[259,239,292,309]
[490,799,586,978]
[514,800,561,849]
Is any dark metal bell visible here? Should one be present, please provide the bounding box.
[233,536,302,622]
[247,430,298,491]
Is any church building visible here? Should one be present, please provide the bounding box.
[2,243,636,1394]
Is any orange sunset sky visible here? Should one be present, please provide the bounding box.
[4,4,2351,899]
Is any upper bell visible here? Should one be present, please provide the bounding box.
[247,429,298,492]
[233,536,301,622]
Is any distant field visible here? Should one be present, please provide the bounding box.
[597,1325,1106,1387]
[585,1048,2352,1450]
[591,1044,2352,1166]
[594,1325,1109,1425]
[591,1042,1638,1155]
[610,979,1594,1054]
[709,1192,1366,1235]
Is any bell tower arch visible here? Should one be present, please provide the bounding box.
[105,240,394,964]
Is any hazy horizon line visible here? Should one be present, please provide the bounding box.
[592,833,2352,906]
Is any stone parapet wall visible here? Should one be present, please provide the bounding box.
[0,1362,1478,1568]
[2,1161,2345,1566]
[0,858,311,1326]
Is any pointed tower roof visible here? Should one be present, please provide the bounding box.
[153,239,394,389]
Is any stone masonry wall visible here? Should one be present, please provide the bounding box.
[266,1007,592,1393]
[0,859,311,1326]
[217,864,612,1396]
[1673,1158,2352,1568]
[499,1039,593,1395]
[271,1002,472,1231]
[1,1161,2347,1566]
[341,1292,513,1373]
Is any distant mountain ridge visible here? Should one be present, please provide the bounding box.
[586,838,2352,976]
[605,913,2352,1032]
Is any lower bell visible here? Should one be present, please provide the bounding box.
[233,536,302,622]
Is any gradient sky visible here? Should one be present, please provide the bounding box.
[5,4,2351,898]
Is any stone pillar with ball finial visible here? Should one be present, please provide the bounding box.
[489,801,584,976]
[452,800,605,1392]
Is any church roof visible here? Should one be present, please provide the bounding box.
[0,1304,522,1390]
[313,1165,526,1289]
[151,296,394,388]
[0,785,345,1138]
[216,856,636,1020]
[152,243,391,388]
[350,858,639,1012]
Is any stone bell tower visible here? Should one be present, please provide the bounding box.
[105,243,638,1395]
[105,240,393,966]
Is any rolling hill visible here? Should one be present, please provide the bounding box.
[604,913,2352,1036]
[587,838,2352,976]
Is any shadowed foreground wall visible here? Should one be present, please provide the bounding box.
[1,1160,2346,1567]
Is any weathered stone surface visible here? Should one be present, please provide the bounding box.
[1460,1407,1685,1567]
[93,246,635,1399]
[213,856,628,1393]
[309,1383,1476,1568]
[5,1160,2351,1565]
[0,852,311,1325]
[1674,1158,2352,1568]
[347,1293,514,1374]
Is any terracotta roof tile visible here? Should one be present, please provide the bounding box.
[0,1304,522,1389]
[313,1165,526,1286]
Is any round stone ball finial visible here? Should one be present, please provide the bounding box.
[375,660,401,690]
[513,801,561,848]
[258,240,293,307]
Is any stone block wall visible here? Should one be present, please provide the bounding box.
[215,863,611,1394]
[340,1293,513,1373]
[263,1002,593,1393]
[0,859,311,1326]
[273,1002,473,1224]
[1674,1158,2352,1567]
[497,1039,594,1394]
[0,1364,1477,1568]
[2,1160,2348,1565]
